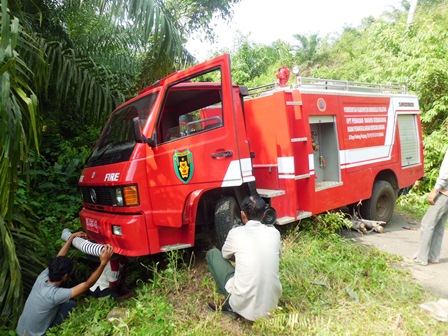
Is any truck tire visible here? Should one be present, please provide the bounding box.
[214,196,242,250]
[360,180,396,223]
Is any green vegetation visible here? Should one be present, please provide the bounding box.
[5,227,440,335]
[258,229,440,335]
[0,0,239,325]
[396,191,429,221]
[3,0,448,332]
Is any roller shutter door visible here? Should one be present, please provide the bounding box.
[397,114,420,167]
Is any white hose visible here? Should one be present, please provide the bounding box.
[61,229,104,257]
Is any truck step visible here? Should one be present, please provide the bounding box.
[297,211,313,219]
[160,243,193,252]
[276,211,313,225]
[276,216,296,225]
[257,188,285,198]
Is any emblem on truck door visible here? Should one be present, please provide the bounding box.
[173,149,194,183]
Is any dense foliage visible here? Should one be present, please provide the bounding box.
[310,0,448,191]
[9,231,446,335]
[0,0,239,327]
[2,0,448,331]
[214,0,448,191]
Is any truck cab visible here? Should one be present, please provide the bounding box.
[79,55,253,256]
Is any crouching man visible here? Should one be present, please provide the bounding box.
[89,257,127,299]
[16,232,114,336]
[206,195,282,321]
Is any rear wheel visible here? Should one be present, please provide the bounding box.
[214,196,242,250]
[360,180,396,223]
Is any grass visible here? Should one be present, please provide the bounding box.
[257,230,439,335]
[6,193,446,335]
[396,192,428,221]
[41,226,446,335]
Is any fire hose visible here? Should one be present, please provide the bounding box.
[61,228,104,257]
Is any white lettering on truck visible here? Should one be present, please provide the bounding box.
[104,173,120,181]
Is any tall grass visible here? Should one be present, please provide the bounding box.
[6,215,445,335]
[256,229,440,335]
[1,145,438,335]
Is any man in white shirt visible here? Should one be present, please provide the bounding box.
[206,195,282,321]
[89,259,124,299]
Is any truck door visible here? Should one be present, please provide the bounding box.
[147,55,245,229]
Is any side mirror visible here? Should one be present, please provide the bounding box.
[133,117,155,147]
[239,85,249,97]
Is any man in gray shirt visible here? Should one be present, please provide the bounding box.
[16,232,113,336]
[413,123,448,266]
[206,195,282,321]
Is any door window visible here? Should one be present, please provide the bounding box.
[158,69,224,144]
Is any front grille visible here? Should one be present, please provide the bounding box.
[81,186,114,206]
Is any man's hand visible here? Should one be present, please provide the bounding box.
[100,245,114,266]
[70,244,114,298]
[58,231,87,257]
[72,231,87,239]
[427,189,439,205]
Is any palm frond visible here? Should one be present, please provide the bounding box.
[0,213,48,328]
[1,1,40,219]
[0,216,22,327]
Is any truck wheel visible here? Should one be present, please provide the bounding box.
[214,196,242,250]
[360,180,396,223]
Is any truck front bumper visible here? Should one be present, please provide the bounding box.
[79,208,150,257]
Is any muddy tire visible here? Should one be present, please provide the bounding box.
[214,196,242,250]
[360,180,396,223]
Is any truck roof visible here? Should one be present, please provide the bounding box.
[139,79,224,95]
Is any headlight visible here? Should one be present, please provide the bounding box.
[115,188,124,206]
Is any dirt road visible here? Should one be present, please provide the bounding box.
[343,212,448,299]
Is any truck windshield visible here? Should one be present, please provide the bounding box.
[86,92,158,167]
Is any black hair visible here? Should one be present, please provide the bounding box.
[241,195,266,221]
[48,256,74,282]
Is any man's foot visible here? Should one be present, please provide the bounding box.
[207,300,238,318]
[404,257,428,266]
[412,258,428,266]
[428,258,440,264]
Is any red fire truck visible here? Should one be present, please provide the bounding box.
[78,54,424,256]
